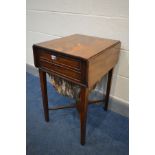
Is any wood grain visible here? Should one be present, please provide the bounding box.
[33,34,121,145]
[34,34,120,60]
[39,59,82,81]
[39,49,81,70]
[88,43,121,89]
[39,70,49,122]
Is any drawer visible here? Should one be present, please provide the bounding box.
[39,59,81,82]
[39,51,81,70]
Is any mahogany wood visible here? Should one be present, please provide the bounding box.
[104,68,113,111]
[33,34,121,145]
[35,34,119,59]
[48,103,76,110]
[39,70,49,122]
[79,88,89,145]
[48,99,104,111]
[88,43,120,89]
[39,50,81,70]
[39,59,81,81]
[89,99,104,104]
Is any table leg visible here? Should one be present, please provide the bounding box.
[104,68,113,111]
[79,87,88,145]
[39,69,49,122]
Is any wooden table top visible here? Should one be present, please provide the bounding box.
[35,34,120,60]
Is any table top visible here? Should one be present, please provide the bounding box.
[35,34,120,60]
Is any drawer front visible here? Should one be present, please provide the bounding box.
[33,46,88,86]
[39,51,81,70]
[39,59,81,82]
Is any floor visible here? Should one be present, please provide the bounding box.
[26,72,129,155]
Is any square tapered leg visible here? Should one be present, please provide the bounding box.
[39,69,49,122]
[104,68,113,111]
[79,87,88,145]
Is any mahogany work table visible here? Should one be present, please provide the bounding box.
[33,34,121,145]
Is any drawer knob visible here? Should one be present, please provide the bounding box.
[51,55,56,60]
